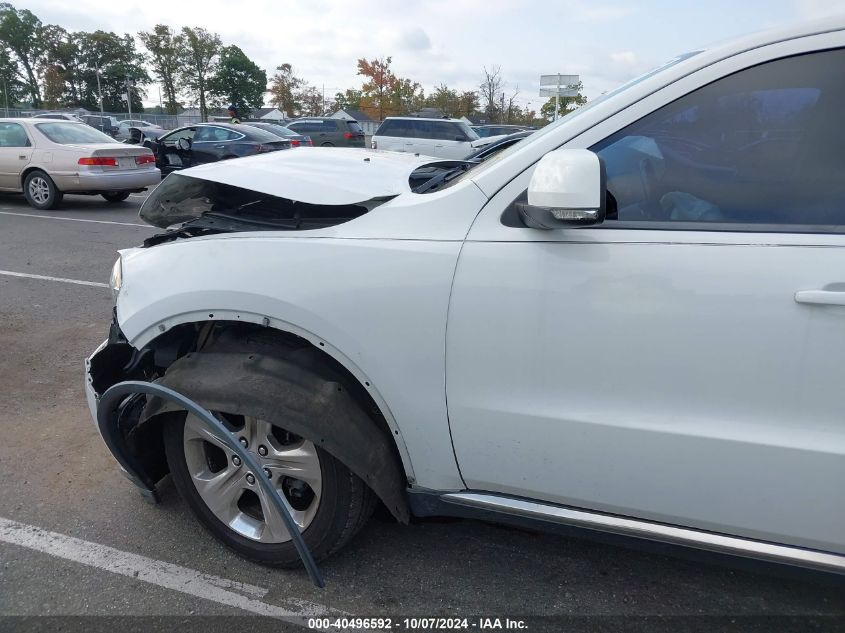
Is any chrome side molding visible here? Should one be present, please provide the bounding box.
[441,492,845,574]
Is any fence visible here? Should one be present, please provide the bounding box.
[0,107,201,130]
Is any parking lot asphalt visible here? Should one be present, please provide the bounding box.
[0,190,844,631]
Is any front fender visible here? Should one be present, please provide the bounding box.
[115,235,466,491]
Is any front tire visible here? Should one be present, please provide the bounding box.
[101,192,130,203]
[163,411,375,567]
[23,171,63,210]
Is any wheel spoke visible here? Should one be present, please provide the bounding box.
[255,483,297,540]
[264,441,322,489]
[183,413,232,452]
[193,466,245,519]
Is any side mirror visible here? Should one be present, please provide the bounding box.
[177,137,191,151]
[517,149,606,229]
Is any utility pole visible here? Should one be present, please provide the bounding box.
[2,78,8,117]
[322,83,325,115]
[95,63,105,116]
[126,75,133,119]
[158,85,162,113]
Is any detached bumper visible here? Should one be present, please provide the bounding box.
[84,339,109,428]
[84,335,161,503]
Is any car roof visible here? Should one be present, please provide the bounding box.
[383,117,463,122]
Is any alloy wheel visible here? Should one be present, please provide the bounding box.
[182,414,322,542]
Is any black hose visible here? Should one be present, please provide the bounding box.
[96,380,325,588]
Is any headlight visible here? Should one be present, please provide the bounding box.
[109,257,123,303]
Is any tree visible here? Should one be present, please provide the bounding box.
[76,30,149,112]
[178,27,220,121]
[0,46,26,107]
[479,65,503,122]
[539,81,587,120]
[268,63,303,117]
[41,25,82,106]
[390,76,423,115]
[208,45,266,115]
[297,85,324,116]
[357,56,396,120]
[333,88,362,112]
[0,4,45,107]
[138,25,181,114]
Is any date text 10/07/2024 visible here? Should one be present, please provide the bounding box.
[307,618,529,630]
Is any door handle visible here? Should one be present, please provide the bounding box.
[795,290,845,306]
[214,144,225,148]
[19,155,27,160]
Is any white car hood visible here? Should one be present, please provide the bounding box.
[174,147,441,204]
[140,147,456,228]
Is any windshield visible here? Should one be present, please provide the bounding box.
[454,51,703,181]
[35,122,118,144]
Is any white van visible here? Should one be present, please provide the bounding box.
[371,117,498,158]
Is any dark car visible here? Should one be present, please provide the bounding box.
[242,121,313,147]
[152,123,292,175]
[471,124,531,138]
[81,114,119,137]
[284,117,365,147]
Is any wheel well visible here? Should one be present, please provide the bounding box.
[102,320,407,516]
[21,166,48,188]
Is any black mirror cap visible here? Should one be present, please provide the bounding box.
[517,155,607,229]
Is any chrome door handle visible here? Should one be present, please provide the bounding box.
[214,144,225,148]
[795,290,845,306]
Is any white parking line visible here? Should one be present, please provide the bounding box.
[0,210,152,228]
[0,516,336,618]
[0,269,109,288]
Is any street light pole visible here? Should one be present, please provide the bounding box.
[126,75,132,119]
[2,78,8,117]
[95,63,105,117]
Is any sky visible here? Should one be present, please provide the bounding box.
[18,0,845,111]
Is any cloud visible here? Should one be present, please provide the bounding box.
[396,27,432,51]
[609,51,638,67]
[792,0,845,18]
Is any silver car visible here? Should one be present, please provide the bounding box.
[0,118,160,210]
[116,119,165,142]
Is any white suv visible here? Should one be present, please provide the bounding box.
[87,17,845,576]
[372,117,495,158]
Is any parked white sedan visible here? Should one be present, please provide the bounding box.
[86,16,845,577]
[0,118,160,210]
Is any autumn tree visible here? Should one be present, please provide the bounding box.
[0,3,45,106]
[357,56,396,120]
[268,63,303,116]
[178,27,221,121]
[208,45,266,115]
[138,25,181,114]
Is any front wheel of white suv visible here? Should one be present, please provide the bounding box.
[163,411,376,567]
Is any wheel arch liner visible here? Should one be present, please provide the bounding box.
[139,351,410,523]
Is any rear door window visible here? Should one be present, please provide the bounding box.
[0,122,30,147]
[376,119,409,137]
